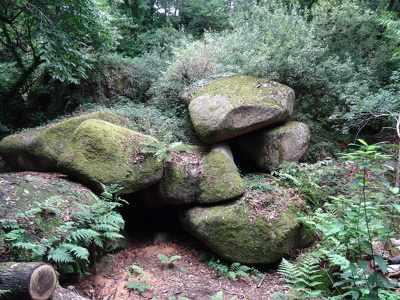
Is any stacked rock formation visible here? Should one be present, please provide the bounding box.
[0,75,312,264]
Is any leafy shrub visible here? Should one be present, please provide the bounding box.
[164,34,223,83]
[277,140,400,299]
[214,0,357,123]
[271,160,349,208]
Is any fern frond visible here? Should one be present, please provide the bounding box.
[93,235,104,248]
[60,243,89,261]
[97,213,125,228]
[3,229,28,242]
[16,208,42,218]
[13,241,45,252]
[101,231,124,241]
[92,223,120,232]
[0,218,20,229]
[47,247,74,263]
[125,280,152,292]
[277,258,302,282]
[69,228,100,245]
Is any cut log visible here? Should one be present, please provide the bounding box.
[50,286,89,300]
[0,262,57,300]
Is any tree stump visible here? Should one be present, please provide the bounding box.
[0,262,57,300]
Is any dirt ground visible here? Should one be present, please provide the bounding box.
[68,231,290,300]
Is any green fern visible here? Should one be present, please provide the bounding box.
[125,264,152,292]
[157,253,182,266]
[59,243,90,261]
[277,253,325,299]
[125,280,152,292]
[47,247,75,263]
[141,140,185,162]
[1,188,125,279]
[127,265,146,278]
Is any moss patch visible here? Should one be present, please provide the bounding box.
[180,177,313,264]
[199,151,244,203]
[0,111,130,171]
[58,119,163,194]
[192,76,293,108]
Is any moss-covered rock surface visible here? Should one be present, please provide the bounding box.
[179,175,313,264]
[0,172,99,241]
[236,121,311,170]
[0,111,129,171]
[159,144,244,205]
[58,119,163,194]
[188,76,295,143]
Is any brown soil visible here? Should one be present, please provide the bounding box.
[69,232,290,300]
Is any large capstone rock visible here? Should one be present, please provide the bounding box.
[159,143,244,205]
[179,177,313,264]
[188,76,295,144]
[0,111,129,171]
[236,121,311,170]
[57,119,163,194]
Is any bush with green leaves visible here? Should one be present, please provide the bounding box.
[0,185,125,279]
[275,140,400,299]
[271,159,349,209]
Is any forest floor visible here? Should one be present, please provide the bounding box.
[68,231,291,300]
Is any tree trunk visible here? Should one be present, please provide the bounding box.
[0,262,57,300]
[50,286,89,300]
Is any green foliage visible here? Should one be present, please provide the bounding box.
[141,139,185,163]
[283,140,400,299]
[274,252,328,299]
[125,264,152,292]
[272,159,348,208]
[0,290,11,296]
[198,253,261,281]
[0,185,125,279]
[157,253,182,267]
[101,103,200,145]
[165,34,223,83]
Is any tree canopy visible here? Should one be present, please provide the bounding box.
[0,0,115,125]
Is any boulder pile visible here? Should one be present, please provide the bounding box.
[0,75,312,264]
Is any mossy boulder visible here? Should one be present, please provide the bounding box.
[236,121,311,170]
[0,111,129,171]
[179,178,313,264]
[0,172,100,233]
[188,76,295,144]
[58,119,163,194]
[159,143,244,205]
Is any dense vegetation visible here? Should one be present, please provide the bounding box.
[1,0,400,298]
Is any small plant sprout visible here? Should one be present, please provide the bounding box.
[125,264,152,293]
[157,253,182,269]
